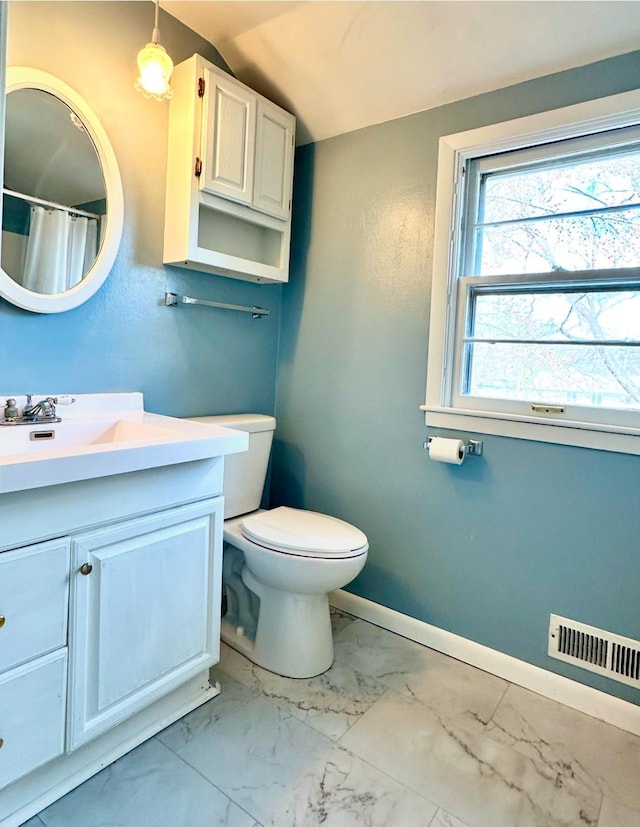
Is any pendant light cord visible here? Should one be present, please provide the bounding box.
[152,0,160,44]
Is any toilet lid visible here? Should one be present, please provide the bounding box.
[241,506,368,558]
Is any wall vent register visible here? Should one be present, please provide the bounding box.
[548,613,640,689]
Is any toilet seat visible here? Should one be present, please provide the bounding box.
[241,506,368,559]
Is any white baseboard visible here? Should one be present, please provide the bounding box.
[330,589,640,737]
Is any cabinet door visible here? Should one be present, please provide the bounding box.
[200,67,256,206]
[253,100,295,220]
[67,499,222,750]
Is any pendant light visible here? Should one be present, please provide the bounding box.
[135,1,174,101]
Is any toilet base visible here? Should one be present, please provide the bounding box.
[219,518,367,679]
[221,572,334,679]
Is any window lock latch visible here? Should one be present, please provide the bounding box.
[531,404,565,415]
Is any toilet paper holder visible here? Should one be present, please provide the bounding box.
[423,436,484,456]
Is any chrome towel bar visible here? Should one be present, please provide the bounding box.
[164,292,269,318]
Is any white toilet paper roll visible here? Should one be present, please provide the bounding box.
[428,436,466,465]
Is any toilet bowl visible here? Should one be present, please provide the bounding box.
[190,414,368,678]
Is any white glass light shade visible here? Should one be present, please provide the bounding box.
[135,41,173,101]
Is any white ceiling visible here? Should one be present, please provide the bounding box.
[164,1,640,146]
[5,87,105,207]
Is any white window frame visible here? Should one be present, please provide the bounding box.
[423,89,640,455]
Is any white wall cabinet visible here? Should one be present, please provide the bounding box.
[164,54,296,284]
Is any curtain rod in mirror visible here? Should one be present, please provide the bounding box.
[3,187,101,220]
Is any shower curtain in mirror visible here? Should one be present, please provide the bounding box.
[22,206,98,294]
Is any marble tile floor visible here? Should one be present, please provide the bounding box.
[24,610,640,827]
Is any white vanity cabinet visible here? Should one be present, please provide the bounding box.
[0,392,246,827]
[164,54,295,284]
[0,496,223,827]
[68,500,221,749]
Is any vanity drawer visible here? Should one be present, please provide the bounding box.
[0,649,67,789]
[0,538,70,673]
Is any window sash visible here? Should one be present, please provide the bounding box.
[451,273,640,428]
[462,124,640,279]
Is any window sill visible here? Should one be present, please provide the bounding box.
[420,405,640,455]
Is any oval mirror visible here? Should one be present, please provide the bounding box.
[0,68,123,313]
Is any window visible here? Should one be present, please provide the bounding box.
[424,90,640,454]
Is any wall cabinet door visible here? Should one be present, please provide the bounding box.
[67,499,222,750]
[200,67,256,206]
[199,65,294,220]
[253,100,295,220]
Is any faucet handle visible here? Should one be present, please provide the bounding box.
[54,395,76,406]
[22,394,37,416]
[3,398,19,419]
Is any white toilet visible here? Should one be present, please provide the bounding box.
[191,414,368,678]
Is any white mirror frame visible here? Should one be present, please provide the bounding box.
[1,67,124,313]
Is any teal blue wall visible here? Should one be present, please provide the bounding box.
[4,2,640,704]
[274,51,640,703]
[1,2,281,417]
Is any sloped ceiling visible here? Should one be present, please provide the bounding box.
[164,1,640,146]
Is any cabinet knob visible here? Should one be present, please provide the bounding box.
[79,563,93,576]
[0,738,4,748]
[0,615,5,629]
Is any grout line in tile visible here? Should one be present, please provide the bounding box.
[152,736,263,827]
[482,678,512,732]
[173,682,442,827]
[218,654,390,744]
[594,793,604,827]
[426,807,441,827]
[157,679,258,754]
[333,686,442,813]
[166,692,338,822]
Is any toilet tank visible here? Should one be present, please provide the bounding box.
[189,414,276,519]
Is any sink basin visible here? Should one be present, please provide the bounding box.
[0,418,179,455]
[0,392,248,495]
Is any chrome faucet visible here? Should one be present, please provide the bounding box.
[22,395,59,421]
[2,395,75,425]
